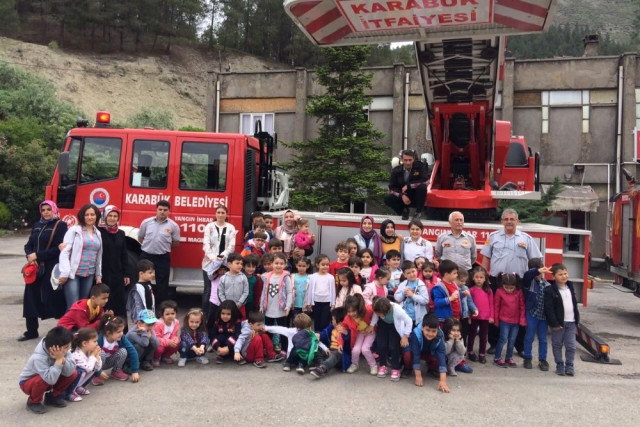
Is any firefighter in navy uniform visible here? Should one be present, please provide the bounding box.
[384,150,428,220]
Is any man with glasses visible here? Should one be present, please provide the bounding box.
[384,150,428,220]
[480,208,542,355]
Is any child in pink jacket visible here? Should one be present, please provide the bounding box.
[294,219,315,252]
[153,301,181,366]
[493,273,526,368]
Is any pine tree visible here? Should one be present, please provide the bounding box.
[284,46,388,212]
[498,177,563,223]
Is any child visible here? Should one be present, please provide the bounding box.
[493,273,526,368]
[263,213,274,239]
[287,313,330,374]
[335,267,363,308]
[422,261,438,312]
[348,256,364,285]
[292,257,311,319]
[260,252,293,353]
[544,263,580,376]
[58,283,111,331]
[210,300,242,363]
[178,308,210,367]
[64,327,101,402]
[19,326,78,413]
[241,231,268,258]
[394,261,429,325]
[206,259,228,324]
[456,268,478,346]
[126,259,155,324]
[357,248,378,283]
[234,311,284,368]
[385,249,403,296]
[305,254,336,331]
[363,267,391,305]
[343,294,377,375]
[414,256,426,278]
[467,266,493,364]
[153,300,180,366]
[330,241,350,277]
[217,252,249,319]
[245,219,270,244]
[268,238,284,253]
[243,254,264,315]
[258,253,275,275]
[260,313,324,368]
[409,314,449,393]
[370,297,412,381]
[431,260,461,324]
[443,317,472,375]
[126,309,159,372]
[522,258,551,371]
[294,218,315,253]
[94,315,139,385]
[312,307,351,378]
[345,237,359,259]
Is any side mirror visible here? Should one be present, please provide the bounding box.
[58,152,69,176]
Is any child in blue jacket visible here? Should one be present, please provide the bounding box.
[522,258,551,371]
[314,307,352,377]
[408,314,449,393]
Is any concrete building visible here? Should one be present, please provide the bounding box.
[204,44,640,261]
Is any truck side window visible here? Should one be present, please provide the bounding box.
[131,140,170,188]
[79,137,122,184]
[180,142,228,191]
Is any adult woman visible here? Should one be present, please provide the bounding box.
[20,200,68,341]
[353,215,382,265]
[379,219,403,259]
[274,209,304,259]
[99,205,131,322]
[403,219,433,263]
[202,205,237,313]
[59,204,103,309]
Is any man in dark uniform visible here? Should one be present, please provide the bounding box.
[384,150,428,220]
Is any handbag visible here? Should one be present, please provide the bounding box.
[24,220,60,285]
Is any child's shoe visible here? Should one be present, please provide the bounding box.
[91,376,105,386]
[296,363,305,375]
[455,363,473,373]
[369,365,378,375]
[196,356,209,365]
[267,353,284,363]
[448,368,458,376]
[493,358,506,367]
[178,358,187,367]
[478,355,487,364]
[161,357,174,364]
[555,363,565,376]
[523,358,533,369]
[236,358,247,365]
[310,365,327,379]
[565,365,575,376]
[401,367,412,378]
[253,360,266,368]
[76,386,90,395]
[539,360,549,371]
[506,358,517,367]
[44,392,67,408]
[390,369,401,381]
[282,363,291,372]
[215,356,225,364]
[140,361,154,371]
[26,400,47,414]
[65,392,82,402]
[152,358,161,368]
[110,369,129,381]
[346,364,359,374]
[377,365,388,378]
[467,352,477,362]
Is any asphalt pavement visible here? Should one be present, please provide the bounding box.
[1,233,639,426]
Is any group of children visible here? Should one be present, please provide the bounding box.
[19,215,581,412]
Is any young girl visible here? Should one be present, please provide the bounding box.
[206,261,228,331]
[260,253,293,353]
[363,268,390,305]
[357,248,378,283]
[65,327,102,401]
[292,257,311,319]
[422,261,438,312]
[493,273,525,368]
[153,300,180,366]
[211,300,242,363]
[94,315,139,385]
[443,317,471,376]
[335,268,363,308]
[370,297,412,381]
[345,237,359,259]
[305,254,336,332]
[343,294,377,375]
[467,266,493,364]
[414,256,426,279]
[178,308,210,367]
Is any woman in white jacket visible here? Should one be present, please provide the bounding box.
[201,205,237,314]
[59,204,103,309]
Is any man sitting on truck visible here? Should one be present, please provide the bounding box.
[384,150,428,220]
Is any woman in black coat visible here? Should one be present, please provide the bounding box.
[20,200,68,341]
[99,205,131,324]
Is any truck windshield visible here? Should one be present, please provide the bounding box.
[180,142,228,191]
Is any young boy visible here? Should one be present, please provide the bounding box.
[243,254,264,315]
[312,307,351,378]
[409,314,449,393]
[244,211,265,242]
[268,238,284,253]
[330,241,350,276]
[263,214,275,239]
[544,263,580,376]
[245,220,271,245]
[19,326,78,413]
[282,313,329,374]
[127,259,156,324]
[218,252,249,318]
[57,284,111,331]
[234,311,284,368]
[522,258,551,371]
[394,261,430,326]
[456,268,478,345]
[126,309,159,372]
[385,249,403,295]
[241,231,268,258]
[431,260,461,325]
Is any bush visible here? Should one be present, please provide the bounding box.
[178,125,205,132]
[126,108,175,130]
[0,202,11,228]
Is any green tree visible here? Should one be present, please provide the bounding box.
[283,46,388,212]
[498,177,563,223]
[126,107,175,129]
[0,0,20,37]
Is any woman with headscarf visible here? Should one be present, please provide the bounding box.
[353,215,383,265]
[379,219,404,259]
[274,209,304,259]
[20,200,68,341]
[99,205,131,323]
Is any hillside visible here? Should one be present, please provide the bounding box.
[557,0,640,43]
[0,37,290,129]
